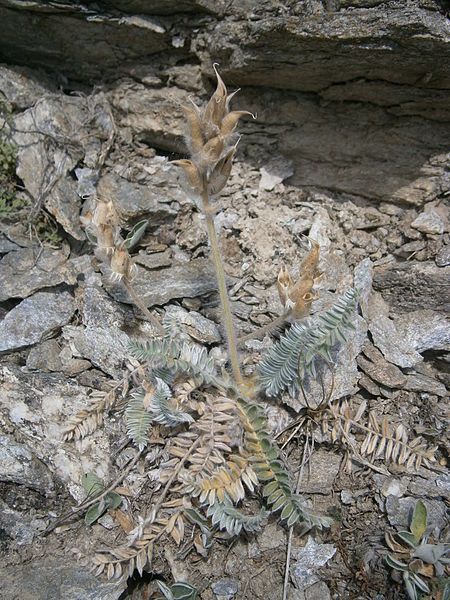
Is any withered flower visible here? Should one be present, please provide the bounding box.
[96,223,116,256]
[110,245,137,283]
[277,264,294,308]
[92,194,120,228]
[171,65,256,386]
[170,159,202,197]
[277,238,321,318]
[172,63,255,199]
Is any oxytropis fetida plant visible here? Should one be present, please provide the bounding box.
[60,66,437,584]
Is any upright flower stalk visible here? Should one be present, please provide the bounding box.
[172,65,255,387]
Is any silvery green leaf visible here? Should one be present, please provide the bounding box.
[409,573,430,594]
[385,555,408,571]
[81,472,104,497]
[85,229,97,245]
[403,572,418,600]
[397,531,419,548]
[172,582,198,600]
[105,491,122,509]
[413,543,449,564]
[157,581,174,600]
[125,220,148,250]
[410,500,427,542]
[85,502,107,526]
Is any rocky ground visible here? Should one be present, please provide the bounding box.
[0,1,449,599]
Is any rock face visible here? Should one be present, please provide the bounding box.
[0,435,54,494]
[0,291,76,353]
[0,0,448,207]
[0,247,75,301]
[2,559,126,600]
[373,261,450,312]
[105,259,218,307]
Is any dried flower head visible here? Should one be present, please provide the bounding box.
[92,194,120,228]
[110,245,137,283]
[95,224,116,255]
[277,238,321,318]
[170,159,202,197]
[277,264,294,307]
[172,64,255,199]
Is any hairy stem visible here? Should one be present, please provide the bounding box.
[238,312,291,346]
[124,279,164,335]
[201,182,243,386]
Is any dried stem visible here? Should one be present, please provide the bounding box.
[123,279,164,335]
[201,180,243,386]
[238,312,290,346]
[282,432,311,600]
[44,449,143,535]
[152,437,201,517]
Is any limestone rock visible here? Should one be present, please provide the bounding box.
[368,292,423,368]
[435,245,450,267]
[0,64,57,110]
[301,451,341,495]
[0,291,76,353]
[393,309,450,355]
[0,1,168,81]
[0,234,20,253]
[135,249,172,270]
[105,259,218,308]
[13,94,115,239]
[259,156,294,191]
[96,171,177,224]
[212,579,239,599]
[63,325,129,378]
[0,247,68,301]
[164,305,221,344]
[404,373,447,397]
[0,366,114,500]
[26,338,63,372]
[0,435,54,494]
[292,537,336,590]
[411,210,445,234]
[358,343,407,389]
[2,559,126,600]
[373,261,450,313]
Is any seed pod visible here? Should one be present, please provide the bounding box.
[299,237,320,281]
[203,64,228,128]
[288,277,316,319]
[92,196,119,227]
[182,104,204,155]
[208,144,236,196]
[110,245,136,282]
[170,159,203,194]
[277,264,294,307]
[96,224,115,255]
[199,135,224,169]
[220,111,255,136]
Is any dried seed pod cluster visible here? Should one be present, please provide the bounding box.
[85,193,136,283]
[277,237,322,318]
[172,64,255,200]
